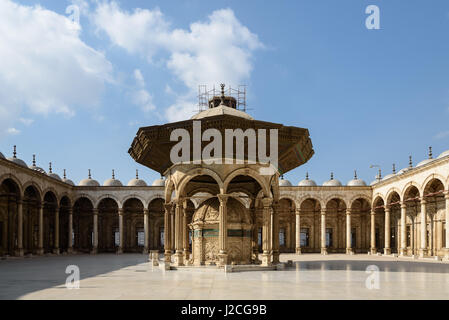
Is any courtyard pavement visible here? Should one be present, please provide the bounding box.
[1,253,449,299]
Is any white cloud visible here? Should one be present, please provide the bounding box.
[6,128,20,135]
[131,69,155,112]
[19,118,34,126]
[0,0,113,138]
[93,2,262,121]
[435,130,449,139]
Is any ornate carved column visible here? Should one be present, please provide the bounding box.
[295,208,301,255]
[218,194,229,266]
[444,194,449,260]
[182,200,189,262]
[16,199,24,257]
[346,208,353,255]
[321,208,327,255]
[143,208,149,254]
[384,206,391,255]
[164,203,173,262]
[272,202,280,264]
[370,210,376,254]
[91,208,98,254]
[68,207,73,254]
[261,197,273,266]
[38,204,44,255]
[118,208,124,254]
[54,205,60,254]
[420,199,427,257]
[400,203,407,256]
[173,200,184,266]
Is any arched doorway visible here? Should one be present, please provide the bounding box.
[73,197,94,253]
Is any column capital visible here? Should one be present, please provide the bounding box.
[92,208,98,215]
[445,192,449,200]
[384,205,390,212]
[118,207,124,215]
[143,208,149,215]
[346,208,351,215]
[16,199,23,205]
[164,203,173,211]
[370,210,376,216]
[420,198,427,205]
[261,197,273,208]
[321,208,327,215]
[400,202,407,209]
[295,208,301,215]
[217,194,229,205]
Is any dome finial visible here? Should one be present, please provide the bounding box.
[392,163,396,174]
[136,169,139,179]
[429,146,433,159]
[112,169,115,179]
[409,155,413,168]
[306,172,309,180]
[32,154,36,166]
[354,170,358,180]
[378,168,382,180]
[49,162,52,173]
[13,145,17,158]
[280,174,284,180]
[88,169,91,179]
[63,169,67,179]
[220,83,225,104]
[330,172,334,180]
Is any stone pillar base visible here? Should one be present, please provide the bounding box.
[53,248,60,255]
[321,248,328,255]
[218,253,228,266]
[67,248,74,254]
[399,248,407,256]
[172,252,184,266]
[370,248,377,255]
[384,248,391,255]
[295,247,302,255]
[442,248,449,261]
[346,248,354,255]
[37,248,44,255]
[90,248,97,255]
[183,250,190,262]
[272,251,280,264]
[15,249,24,257]
[419,249,427,258]
[164,251,172,263]
[150,250,159,266]
[143,247,149,255]
[117,248,123,255]
[261,253,272,266]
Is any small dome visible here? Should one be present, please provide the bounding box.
[62,169,74,186]
[47,162,61,181]
[323,173,342,187]
[383,174,395,181]
[104,170,123,187]
[0,151,4,159]
[7,146,27,167]
[416,159,433,168]
[152,178,165,187]
[128,169,147,187]
[437,150,449,159]
[29,155,45,173]
[397,167,411,175]
[279,176,292,187]
[298,172,317,186]
[79,169,100,187]
[347,170,366,186]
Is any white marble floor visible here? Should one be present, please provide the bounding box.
[1,253,449,300]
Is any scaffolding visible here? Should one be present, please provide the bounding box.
[197,84,247,113]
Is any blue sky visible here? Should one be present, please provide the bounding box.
[1,0,449,186]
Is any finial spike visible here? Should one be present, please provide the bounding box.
[392,163,396,174]
[330,172,334,180]
[88,169,91,179]
[280,174,284,180]
[378,168,382,180]
[112,169,115,179]
[32,154,36,166]
[136,169,139,179]
[49,162,52,173]
[306,172,309,180]
[13,145,16,158]
[354,170,358,180]
[63,169,66,179]
[429,146,433,159]
[409,155,413,168]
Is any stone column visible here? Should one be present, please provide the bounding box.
[173,200,184,266]
[321,209,327,255]
[163,203,173,262]
[38,204,44,255]
[272,202,280,264]
[261,197,273,266]
[218,194,229,266]
[118,208,123,254]
[346,208,353,254]
[370,210,376,254]
[16,199,24,257]
[182,200,189,262]
[384,206,391,255]
[400,203,407,256]
[91,208,98,254]
[68,207,73,254]
[444,194,449,260]
[295,208,301,254]
[54,205,60,254]
[419,199,427,258]
[143,208,149,254]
